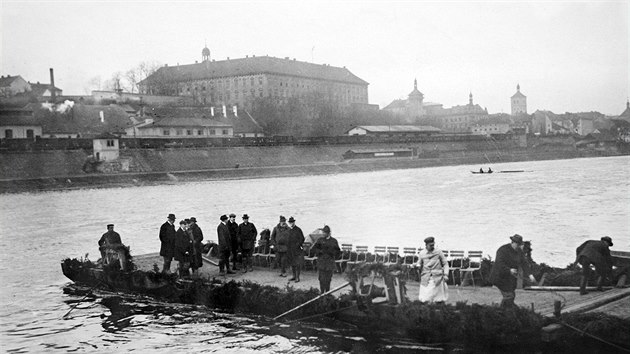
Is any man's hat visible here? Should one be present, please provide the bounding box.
[288,216,296,223]
[189,217,197,222]
[184,218,190,223]
[242,214,249,219]
[107,224,114,228]
[279,215,286,222]
[601,236,613,246]
[424,236,435,244]
[180,220,187,225]
[167,213,176,220]
[229,213,236,218]
[510,234,524,245]
[322,225,331,233]
[220,214,228,221]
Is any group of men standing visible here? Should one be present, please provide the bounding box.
[217,213,258,275]
[159,214,204,277]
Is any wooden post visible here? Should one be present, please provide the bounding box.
[553,300,562,318]
[616,274,627,288]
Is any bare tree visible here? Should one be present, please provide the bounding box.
[125,69,139,93]
[84,76,102,95]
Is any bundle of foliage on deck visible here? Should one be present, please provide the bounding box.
[545,312,630,352]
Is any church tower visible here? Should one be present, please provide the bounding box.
[406,78,425,117]
[511,84,527,115]
[202,44,211,62]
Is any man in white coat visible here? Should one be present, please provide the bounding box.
[417,237,449,302]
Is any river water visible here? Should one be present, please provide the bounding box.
[0,156,628,352]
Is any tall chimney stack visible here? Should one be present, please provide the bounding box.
[49,68,56,103]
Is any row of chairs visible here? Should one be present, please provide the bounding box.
[242,243,485,286]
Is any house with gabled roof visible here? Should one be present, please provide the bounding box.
[0,76,31,97]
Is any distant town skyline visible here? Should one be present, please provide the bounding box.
[1,1,628,115]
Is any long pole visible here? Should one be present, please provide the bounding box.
[273,282,350,320]
[62,281,102,319]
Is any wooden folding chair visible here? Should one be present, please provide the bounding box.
[448,250,465,284]
[460,251,484,286]
[384,246,400,267]
[346,245,368,271]
[335,244,353,273]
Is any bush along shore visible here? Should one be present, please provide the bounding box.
[62,248,630,353]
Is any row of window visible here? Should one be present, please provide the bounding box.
[4,129,35,139]
[162,129,229,136]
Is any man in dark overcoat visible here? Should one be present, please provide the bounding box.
[174,220,194,278]
[227,213,240,271]
[489,234,536,308]
[575,236,614,295]
[189,217,204,275]
[287,216,305,282]
[159,214,177,274]
[271,216,290,277]
[312,225,341,293]
[99,224,122,259]
[236,214,257,273]
[217,215,234,275]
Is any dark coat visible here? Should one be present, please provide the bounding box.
[287,226,305,266]
[99,231,122,247]
[237,222,258,251]
[159,221,177,258]
[576,240,613,272]
[174,228,194,263]
[489,243,531,292]
[271,223,290,252]
[217,222,231,252]
[190,224,204,268]
[227,220,239,247]
[312,236,340,271]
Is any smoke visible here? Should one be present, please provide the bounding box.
[41,100,75,113]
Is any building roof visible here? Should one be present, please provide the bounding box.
[0,76,22,87]
[29,83,62,96]
[511,91,526,98]
[135,117,231,129]
[142,56,368,86]
[145,106,261,133]
[382,99,406,110]
[618,100,630,122]
[350,125,441,133]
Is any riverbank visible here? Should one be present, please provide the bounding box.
[0,146,625,194]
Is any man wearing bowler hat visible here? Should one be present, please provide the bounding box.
[188,217,204,276]
[217,215,234,275]
[490,234,536,308]
[271,216,290,277]
[227,213,240,271]
[159,214,177,274]
[286,216,305,282]
[575,236,614,295]
[237,214,257,272]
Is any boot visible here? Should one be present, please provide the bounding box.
[579,275,588,295]
[289,268,297,281]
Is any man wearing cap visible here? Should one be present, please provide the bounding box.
[489,234,536,308]
[227,213,240,271]
[217,215,234,275]
[99,224,122,259]
[159,214,177,274]
[188,217,204,276]
[312,225,341,293]
[287,217,305,282]
[271,216,290,277]
[575,236,614,295]
[98,224,127,270]
[417,237,449,302]
[237,214,257,273]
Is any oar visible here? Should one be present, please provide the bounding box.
[273,282,350,320]
[202,255,219,266]
[62,281,102,319]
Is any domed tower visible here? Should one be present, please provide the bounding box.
[511,84,527,116]
[202,45,211,62]
[406,78,425,117]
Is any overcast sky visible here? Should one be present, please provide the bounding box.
[1,1,628,115]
